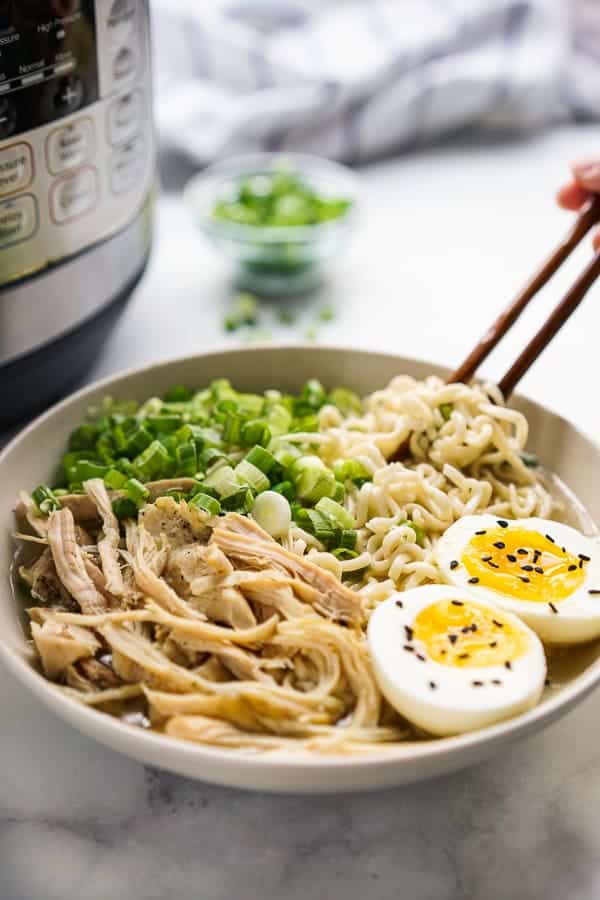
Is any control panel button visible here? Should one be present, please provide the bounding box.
[0,97,17,140]
[0,194,38,248]
[113,46,136,82]
[50,166,99,224]
[107,0,136,44]
[46,118,95,175]
[0,143,33,197]
[108,91,142,146]
[110,137,146,194]
[54,76,84,116]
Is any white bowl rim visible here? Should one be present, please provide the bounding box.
[2,344,600,781]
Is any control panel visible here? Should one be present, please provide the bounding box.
[0,0,154,285]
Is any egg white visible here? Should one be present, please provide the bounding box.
[435,514,600,644]
[368,584,546,737]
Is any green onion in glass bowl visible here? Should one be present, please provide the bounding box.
[184,153,359,296]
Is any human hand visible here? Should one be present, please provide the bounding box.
[557,159,600,250]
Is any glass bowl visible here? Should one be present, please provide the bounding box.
[184,152,359,296]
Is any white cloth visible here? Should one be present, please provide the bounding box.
[152,0,600,164]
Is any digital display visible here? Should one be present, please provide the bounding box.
[0,0,98,139]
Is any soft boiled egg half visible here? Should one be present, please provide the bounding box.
[368,584,546,736]
[435,514,600,644]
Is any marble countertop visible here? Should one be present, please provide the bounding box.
[2,125,600,900]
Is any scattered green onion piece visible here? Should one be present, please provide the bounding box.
[290,456,337,504]
[319,306,335,323]
[70,460,109,483]
[222,413,242,445]
[328,388,362,416]
[112,497,138,519]
[124,425,153,458]
[333,548,358,561]
[32,485,61,515]
[333,458,371,484]
[331,481,345,502]
[175,442,198,477]
[132,440,172,481]
[68,424,98,451]
[339,529,358,550]
[245,445,279,475]
[199,448,231,471]
[104,468,128,490]
[400,519,425,547]
[221,487,254,513]
[520,451,539,468]
[204,465,241,498]
[190,492,222,515]
[240,420,271,448]
[163,385,192,402]
[315,497,354,529]
[126,478,150,507]
[271,480,295,501]
[439,403,454,422]
[252,490,292,537]
[265,403,292,436]
[147,415,183,434]
[235,459,270,493]
[294,508,340,547]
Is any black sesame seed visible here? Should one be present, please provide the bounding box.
[545,678,551,687]
[429,681,437,690]
[492,619,504,628]
[416,653,426,662]
[507,554,517,563]
[471,624,478,632]
[475,530,487,535]
[395,600,404,608]
[545,534,555,543]
[497,520,509,528]
[493,541,506,549]
[579,560,584,569]
[521,565,534,572]
[535,566,544,575]
[461,626,471,634]
[568,564,578,572]
[489,641,498,648]
[451,600,464,606]
[458,653,470,659]
[468,577,480,584]
[533,550,541,562]
[488,561,500,569]
[579,554,591,562]
[472,680,484,687]
[450,560,459,570]
[561,547,566,553]
[519,576,530,583]
[481,555,493,562]
[448,634,458,644]
[549,602,558,614]
[403,644,414,652]
[492,679,502,686]
[440,649,447,655]
[505,660,512,670]
[517,548,528,555]
[588,589,600,595]
[404,625,414,641]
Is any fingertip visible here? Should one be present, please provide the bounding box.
[592,227,600,252]
[556,181,589,211]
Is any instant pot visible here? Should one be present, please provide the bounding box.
[0,0,155,426]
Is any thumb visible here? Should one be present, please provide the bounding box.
[572,158,600,192]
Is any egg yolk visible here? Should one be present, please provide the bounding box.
[413,599,528,668]
[461,526,585,604]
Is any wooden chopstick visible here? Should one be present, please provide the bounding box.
[448,194,600,386]
[498,248,600,397]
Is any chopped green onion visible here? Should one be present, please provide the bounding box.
[204,464,241,498]
[520,451,539,468]
[147,415,183,434]
[400,519,425,547]
[315,497,354,529]
[32,485,61,515]
[125,478,150,506]
[124,425,153,458]
[264,403,292,436]
[221,487,254,513]
[245,445,279,475]
[339,529,358,550]
[333,458,371,485]
[112,497,138,519]
[328,388,362,416]
[68,424,98,451]
[222,413,242,445]
[175,442,198,477]
[319,306,335,323]
[69,460,109,483]
[235,459,270,493]
[331,481,345,502]
[104,468,128,490]
[252,490,292,537]
[333,548,358,561]
[163,385,192,402]
[271,480,295,501]
[290,456,337,503]
[439,403,454,422]
[132,440,172,481]
[240,420,271,447]
[199,448,230,471]
[190,492,221,515]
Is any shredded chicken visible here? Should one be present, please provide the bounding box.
[47,508,109,615]
[83,479,124,595]
[31,620,99,679]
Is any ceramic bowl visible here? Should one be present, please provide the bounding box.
[1,346,599,793]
